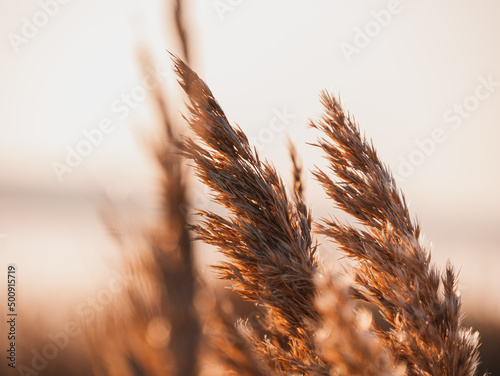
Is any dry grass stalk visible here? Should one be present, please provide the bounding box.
[173,0,190,63]
[104,48,201,376]
[149,58,200,376]
[88,1,201,374]
[174,56,329,373]
[312,92,482,376]
[87,41,201,376]
[132,1,200,370]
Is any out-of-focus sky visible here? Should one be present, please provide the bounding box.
[0,0,499,319]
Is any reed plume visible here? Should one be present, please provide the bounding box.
[175,56,329,373]
[312,92,482,376]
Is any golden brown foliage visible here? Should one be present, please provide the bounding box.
[312,92,482,376]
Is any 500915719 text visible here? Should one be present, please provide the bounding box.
[7,265,17,369]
